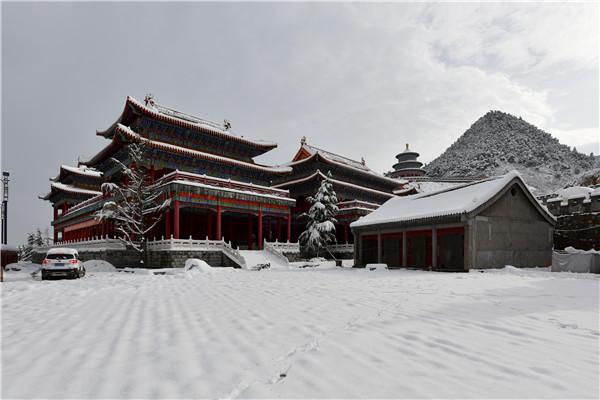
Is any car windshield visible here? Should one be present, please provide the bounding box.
[47,254,75,260]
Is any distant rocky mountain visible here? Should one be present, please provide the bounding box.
[424,111,600,194]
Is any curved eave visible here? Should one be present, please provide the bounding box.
[392,161,424,170]
[51,165,103,182]
[391,167,426,174]
[395,151,420,160]
[39,184,101,202]
[273,170,395,199]
[114,124,292,174]
[97,96,277,153]
[287,152,402,188]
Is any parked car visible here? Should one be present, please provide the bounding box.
[41,248,86,280]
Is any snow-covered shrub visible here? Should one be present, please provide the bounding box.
[184,258,213,272]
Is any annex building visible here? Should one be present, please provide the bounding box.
[351,171,556,271]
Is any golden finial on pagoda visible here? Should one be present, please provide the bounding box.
[405,143,410,151]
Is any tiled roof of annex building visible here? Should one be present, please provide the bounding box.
[351,170,556,228]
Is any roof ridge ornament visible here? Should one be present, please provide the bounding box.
[361,157,366,166]
[300,136,307,145]
[405,143,410,151]
[224,119,232,131]
[144,93,156,107]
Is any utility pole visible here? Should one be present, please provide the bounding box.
[1,171,9,244]
[1,171,9,283]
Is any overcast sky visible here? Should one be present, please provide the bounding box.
[2,2,598,244]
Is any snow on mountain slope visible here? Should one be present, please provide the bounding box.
[425,111,599,194]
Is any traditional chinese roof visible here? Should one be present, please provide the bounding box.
[97,96,277,154]
[39,182,102,201]
[352,171,556,228]
[82,124,292,175]
[51,165,103,182]
[287,142,403,187]
[273,170,395,199]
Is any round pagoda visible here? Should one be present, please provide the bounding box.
[389,144,426,178]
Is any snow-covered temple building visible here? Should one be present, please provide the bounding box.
[273,138,403,243]
[42,96,403,250]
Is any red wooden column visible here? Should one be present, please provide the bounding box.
[216,205,222,241]
[173,201,180,239]
[207,211,213,239]
[257,209,263,249]
[287,212,292,242]
[247,215,253,250]
[53,207,59,242]
[165,207,172,238]
[343,223,349,243]
[276,218,281,241]
[268,218,272,241]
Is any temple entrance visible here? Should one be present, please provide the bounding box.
[437,228,464,270]
[407,231,432,268]
[382,233,403,268]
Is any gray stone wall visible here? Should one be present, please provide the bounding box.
[554,213,600,251]
[146,250,240,268]
[32,248,140,269]
[475,185,553,268]
[32,248,241,269]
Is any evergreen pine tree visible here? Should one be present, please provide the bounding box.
[96,141,171,265]
[299,171,339,258]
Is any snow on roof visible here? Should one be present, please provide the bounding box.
[273,170,395,198]
[126,96,277,148]
[351,171,554,228]
[52,165,103,181]
[115,124,292,174]
[62,165,102,177]
[40,182,102,200]
[302,143,371,172]
[546,186,595,203]
[394,181,465,195]
[286,144,403,186]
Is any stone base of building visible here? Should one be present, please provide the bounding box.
[32,248,242,269]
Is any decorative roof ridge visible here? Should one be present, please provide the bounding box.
[40,182,102,200]
[302,143,369,170]
[273,170,395,198]
[51,165,103,182]
[114,124,292,174]
[96,96,278,151]
[287,149,402,186]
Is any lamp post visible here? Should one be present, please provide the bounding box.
[1,171,8,245]
[1,171,8,283]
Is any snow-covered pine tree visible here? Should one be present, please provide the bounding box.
[96,141,170,265]
[298,171,339,258]
[18,232,36,261]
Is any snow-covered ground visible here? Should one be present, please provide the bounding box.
[2,265,598,398]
